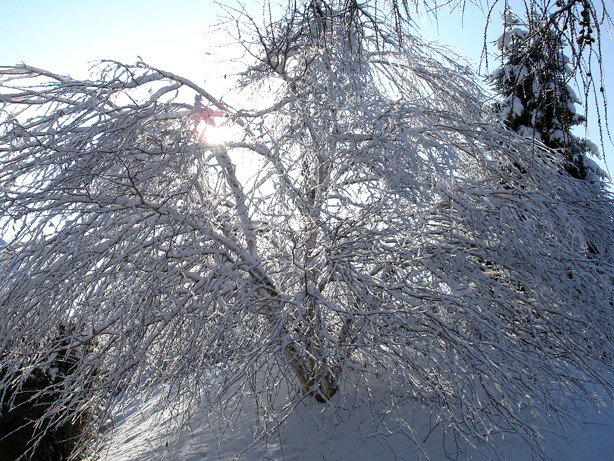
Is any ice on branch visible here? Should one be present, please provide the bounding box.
[1,4,613,460]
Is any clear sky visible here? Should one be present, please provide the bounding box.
[1,0,222,79]
[1,0,612,175]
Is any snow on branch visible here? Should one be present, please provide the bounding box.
[1,3,614,460]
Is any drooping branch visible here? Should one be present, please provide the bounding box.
[1,3,614,459]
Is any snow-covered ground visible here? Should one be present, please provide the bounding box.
[99,370,614,461]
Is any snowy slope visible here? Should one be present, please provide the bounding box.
[100,370,614,461]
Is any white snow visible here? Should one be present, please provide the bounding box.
[549,129,564,142]
[516,64,529,82]
[496,28,527,51]
[583,155,610,181]
[511,27,527,40]
[584,139,601,158]
[100,371,614,461]
[501,95,524,120]
[566,84,581,104]
[496,32,510,51]
[517,124,543,140]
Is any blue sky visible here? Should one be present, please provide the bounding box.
[1,0,218,78]
[1,0,612,175]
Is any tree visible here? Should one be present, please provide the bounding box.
[1,2,613,459]
[291,0,613,145]
[490,8,605,180]
[0,324,93,460]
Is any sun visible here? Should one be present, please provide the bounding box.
[200,121,236,145]
[193,107,239,146]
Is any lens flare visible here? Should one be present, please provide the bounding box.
[193,107,237,146]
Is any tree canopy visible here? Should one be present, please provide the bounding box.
[292,0,613,146]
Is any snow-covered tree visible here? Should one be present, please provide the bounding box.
[284,0,613,131]
[1,2,613,459]
[0,324,92,460]
[490,9,605,180]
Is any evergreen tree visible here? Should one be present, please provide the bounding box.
[490,9,605,181]
[0,324,93,460]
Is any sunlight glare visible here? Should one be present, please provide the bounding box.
[193,109,240,146]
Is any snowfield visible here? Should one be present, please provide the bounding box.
[100,370,614,461]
